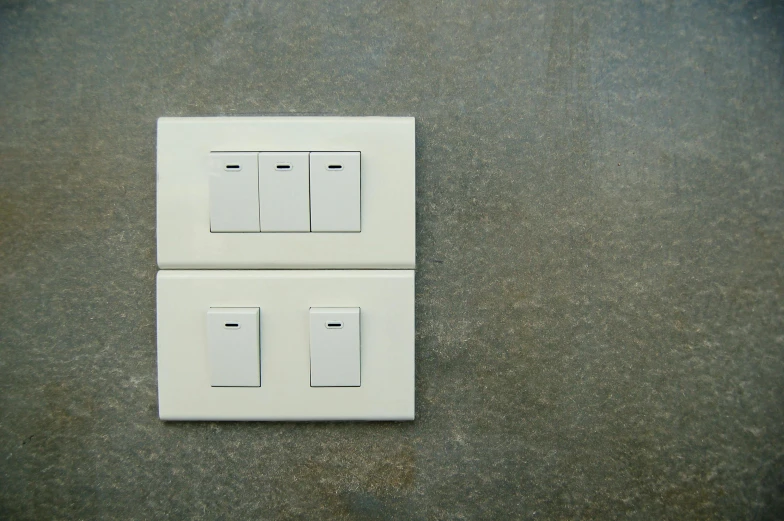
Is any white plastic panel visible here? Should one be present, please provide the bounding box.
[156,117,415,269]
[156,270,415,421]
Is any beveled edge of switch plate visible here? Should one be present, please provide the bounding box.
[156,117,415,269]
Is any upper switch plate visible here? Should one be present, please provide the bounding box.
[157,117,415,269]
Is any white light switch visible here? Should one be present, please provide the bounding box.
[206,307,260,387]
[310,152,361,232]
[310,307,360,387]
[258,152,311,232]
[209,153,260,232]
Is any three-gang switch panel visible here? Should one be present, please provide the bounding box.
[210,152,360,233]
[156,117,415,421]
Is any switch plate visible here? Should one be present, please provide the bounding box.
[258,152,311,232]
[310,307,361,386]
[206,308,261,387]
[157,117,416,422]
[309,152,361,232]
[156,270,414,421]
[157,117,415,269]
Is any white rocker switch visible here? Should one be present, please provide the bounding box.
[206,308,261,387]
[258,152,311,232]
[310,307,360,387]
[208,153,260,232]
[309,152,361,232]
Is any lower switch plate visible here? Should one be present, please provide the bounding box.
[156,270,414,421]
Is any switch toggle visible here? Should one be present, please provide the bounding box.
[209,153,260,232]
[207,307,261,387]
[258,152,311,232]
[310,307,360,386]
[309,152,361,232]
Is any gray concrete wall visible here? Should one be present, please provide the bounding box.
[1,1,783,519]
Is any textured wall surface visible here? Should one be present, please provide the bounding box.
[1,1,783,519]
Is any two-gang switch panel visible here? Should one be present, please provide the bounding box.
[210,151,360,233]
[156,117,415,421]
